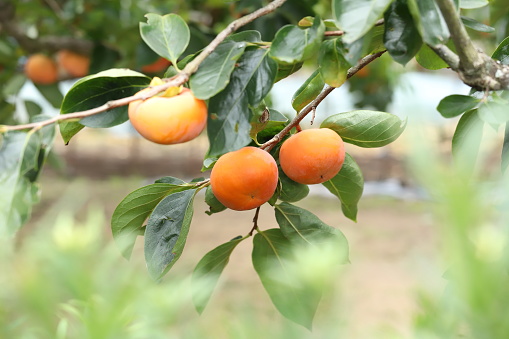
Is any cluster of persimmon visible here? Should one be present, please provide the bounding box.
[129,77,346,212]
[24,50,90,84]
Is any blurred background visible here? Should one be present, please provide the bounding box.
[2,0,509,338]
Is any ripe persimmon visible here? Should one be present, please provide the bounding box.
[24,54,58,85]
[210,147,278,211]
[128,80,207,144]
[57,50,90,78]
[141,57,171,73]
[279,128,345,184]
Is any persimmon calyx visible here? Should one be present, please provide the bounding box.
[149,76,182,98]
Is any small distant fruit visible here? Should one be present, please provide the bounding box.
[25,54,58,85]
[57,50,90,78]
[141,57,172,73]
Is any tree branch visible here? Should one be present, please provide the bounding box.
[0,0,288,133]
[429,44,459,70]
[260,50,387,152]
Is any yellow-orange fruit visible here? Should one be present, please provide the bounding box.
[57,50,90,78]
[279,128,345,184]
[210,147,278,211]
[128,87,207,144]
[141,57,172,73]
[25,54,58,84]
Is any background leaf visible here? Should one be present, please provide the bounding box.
[459,0,488,8]
[278,170,309,203]
[318,39,350,87]
[383,0,422,65]
[452,109,484,173]
[291,70,324,112]
[478,99,509,125]
[192,237,244,313]
[437,95,479,118]
[492,36,509,65]
[321,110,406,147]
[59,69,150,144]
[461,16,494,33]
[332,0,394,43]
[189,41,246,100]
[408,0,450,46]
[269,17,325,64]
[322,154,364,221]
[140,13,190,66]
[415,44,450,70]
[503,123,509,173]
[252,229,321,329]
[144,189,197,280]
[111,177,190,259]
[206,48,276,158]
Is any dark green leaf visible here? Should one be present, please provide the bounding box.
[252,229,321,329]
[192,237,244,313]
[452,109,484,172]
[275,62,303,82]
[292,70,324,112]
[111,177,190,259]
[332,0,394,43]
[190,41,246,100]
[144,189,197,280]
[415,44,450,70]
[492,36,509,65]
[408,0,450,46]
[322,154,364,221]
[275,203,349,260]
[461,16,494,33]
[59,69,150,144]
[140,13,190,66]
[318,39,350,87]
[34,83,63,109]
[437,95,479,118]
[205,186,227,215]
[278,170,309,203]
[251,108,288,143]
[321,110,406,147]
[502,123,509,173]
[384,0,423,65]
[269,17,325,64]
[460,0,488,8]
[226,30,262,43]
[206,48,275,158]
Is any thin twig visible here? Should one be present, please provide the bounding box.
[260,50,386,152]
[0,0,288,133]
[248,207,261,236]
[429,44,460,70]
[325,19,384,37]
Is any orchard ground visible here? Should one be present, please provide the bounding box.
[23,127,454,337]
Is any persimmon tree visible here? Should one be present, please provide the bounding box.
[1,0,509,329]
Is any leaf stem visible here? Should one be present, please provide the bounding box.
[260,50,386,152]
[0,0,288,134]
[248,207,261,236]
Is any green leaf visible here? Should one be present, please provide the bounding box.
[204,186,226,215]
[291,70,324,112]
[383,0,423,65]
[278,170,309,203]
[452,109,484,171]
[24,101,42,118]
[140,13,190,66]
[189,41,246,100]
[34,83,64,109]
[460,0,488,8]
[461,16,494,33]
[269,17,325,64]
[492,36,509,65]
[225,30,262,43]
[437,95,479,118]
[478,99,509,125]
[59,69,150,144]
[192,236,244,313]
[341,25,385,65]
[111,177,190,259]
[322,154,364,221]
[408,0,450,46]
[502,123,509,173]
[3,74,26,96]
[275,62,303,82]
[206,48,276,158]
[332,0,394,44]
[252,229,321,329]
[275,203,349,258]
[321,110,406,147]
[251,108,288,143]
[144,189,197,280]
[318,39,350,87]
[415,44,450,70]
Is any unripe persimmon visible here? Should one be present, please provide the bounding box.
[128,84,207,145]
[57,50,90,78]
[25,54,58,85]
[210,147,278,211]
[279,128,345,184]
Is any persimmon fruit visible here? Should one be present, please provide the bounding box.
[128,82,207,145]
[24,54,58,85]
[57,50,90,78]
[279,128,345,184]
[141,57,171,73]
[210,147,278,211]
